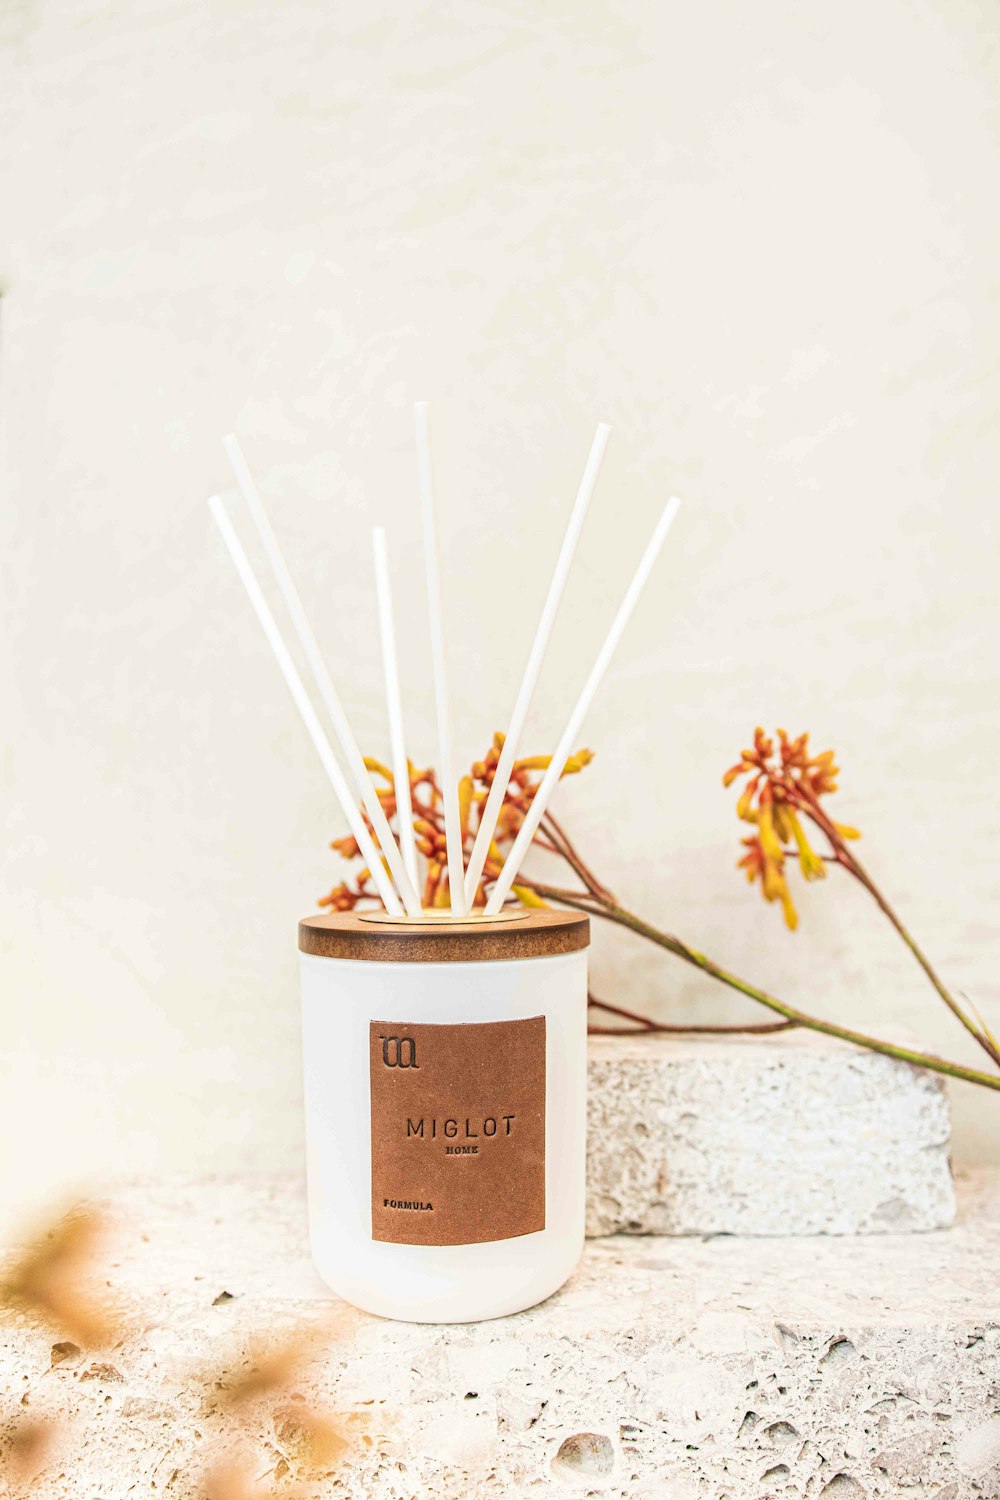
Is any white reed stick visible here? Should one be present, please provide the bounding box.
[415,402,468,916]
[463,422,610,906]
[373,526,420,895]
[485,495,682,914]
[208,495,405,917]
[223,435,422,918]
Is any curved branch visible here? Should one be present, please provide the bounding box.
[587,992,797,1035]
[529,882,1000,1094]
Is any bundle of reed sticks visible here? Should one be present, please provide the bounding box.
[209,407,680,922]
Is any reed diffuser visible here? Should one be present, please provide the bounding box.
[209,407,681,1322]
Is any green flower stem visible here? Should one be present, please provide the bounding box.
[542,811,617,905]
[843,847,1000,1066]
[588,991,797,1034]
[527,881,1000,1094]
[795,785,1000,1069]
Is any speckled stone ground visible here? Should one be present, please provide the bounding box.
[2,1170,998,1498]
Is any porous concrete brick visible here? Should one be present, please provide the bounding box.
[0,1171,996,1499]
[586,1031,955,1236]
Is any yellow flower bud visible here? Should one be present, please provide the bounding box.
[458,775,473,840]
[787,810,826,881]
[514,754,551,773]
[561,748,595,775]
[772,803,792,843]
[758,806,784,862]
[780,888,799,930]
[512,885,549,909]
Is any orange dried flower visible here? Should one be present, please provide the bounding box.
[330,833,360,859]
[218,1328,322,1408]
[725,728,861,929]
[322,735,593,913]
[4,1417,57,1484]
[1,1207,117,1347]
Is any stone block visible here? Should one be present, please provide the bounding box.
[586,1031,954,1236]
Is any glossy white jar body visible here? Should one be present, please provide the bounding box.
[299,928,588,1324]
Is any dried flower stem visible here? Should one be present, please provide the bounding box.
[588,990,796,1036]
[796,782,1000,1068]
[526,879,1000,1093]
[542,811,617,905]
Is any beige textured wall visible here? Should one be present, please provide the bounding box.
[3,0,999,1215]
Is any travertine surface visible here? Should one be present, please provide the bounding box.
[587,1032,955,1237]
[1,1172,997,1498]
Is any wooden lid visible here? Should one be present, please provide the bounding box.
[298,908,590,964]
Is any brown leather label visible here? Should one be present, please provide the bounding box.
[369,1016,546,1247]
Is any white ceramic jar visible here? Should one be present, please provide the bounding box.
[299,909,590,1323]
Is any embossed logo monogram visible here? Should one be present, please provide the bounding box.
[381,1035,419,1069]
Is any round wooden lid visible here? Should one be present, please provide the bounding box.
[298,908,590,964]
